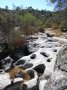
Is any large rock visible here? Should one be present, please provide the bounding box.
[54,46,67,72]
[44,46,67,90]
[44,71,67,90]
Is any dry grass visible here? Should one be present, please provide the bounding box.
[45,28,67,38]
[8,67,30,81]
[51,29,63,37]
[51,29,67,39]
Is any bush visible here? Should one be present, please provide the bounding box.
[60,20,67,29]
[21,26,38,35]
[38,27,45,33]
[7,29,28,52]
[52,23,59,29]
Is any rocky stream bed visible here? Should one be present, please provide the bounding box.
[0,31,67,90]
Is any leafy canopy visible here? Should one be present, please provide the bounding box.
[50,0,67,10]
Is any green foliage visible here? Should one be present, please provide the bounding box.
[36,19,43,27]
[19,12,41,35]
[22,12,36,26]
[44,17,52,28]
[38,27,45,33]
[0,12,14,35]
[50,0,56,3]
[50,0,67,10]
[0,6,67,39]
[8,29,27,51]
[60,20,67,29]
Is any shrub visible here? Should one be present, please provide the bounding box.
[7,29,28,52]
[38,27,45,33]
[60,20,67,29]
[52,23,59,29]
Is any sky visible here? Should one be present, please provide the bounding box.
[0,0,54,11]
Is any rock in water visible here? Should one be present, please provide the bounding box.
[53,49,57,52]
[47,59,51,62]
[30,54,36,59]
[23,63,33,69]
[46,33,54,37]
[15,60,25,66]
[34,64,45,75]
[40,52,48,57]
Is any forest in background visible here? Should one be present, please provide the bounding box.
[0,6,67,35]
[0,5,67,52]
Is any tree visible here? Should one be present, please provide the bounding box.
[48,0,67,30]
[5,6,8,12]
[22,12,36,26]
[50,0,67,10]
[60,20,67,29]
[19,12,38,35]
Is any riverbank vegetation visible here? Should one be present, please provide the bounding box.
[0,2,67,52]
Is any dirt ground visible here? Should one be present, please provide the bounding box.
[45,28,67,39]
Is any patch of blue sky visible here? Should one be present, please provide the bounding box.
[0,0,54,11]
